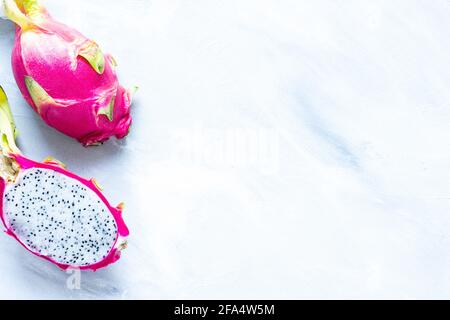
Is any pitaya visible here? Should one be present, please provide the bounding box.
[3,0,136,146]
[0,87,129,270]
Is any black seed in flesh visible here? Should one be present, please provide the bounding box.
[3,168,118,267]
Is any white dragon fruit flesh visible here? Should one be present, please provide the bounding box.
[0,86,129,270]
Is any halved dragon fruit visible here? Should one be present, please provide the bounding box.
[4,0,136,146]
[0,86,129,270]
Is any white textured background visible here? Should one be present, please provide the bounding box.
[0,0,449,299]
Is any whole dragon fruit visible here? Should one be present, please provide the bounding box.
[3,0,135,146]
[0,87,129,270]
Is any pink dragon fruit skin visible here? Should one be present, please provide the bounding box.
[0,86,129,271]
[5,0,135,146]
